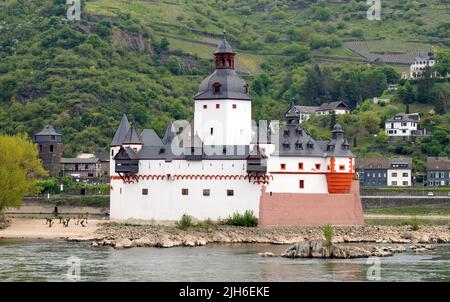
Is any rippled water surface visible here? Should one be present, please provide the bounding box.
[0,240,449,281]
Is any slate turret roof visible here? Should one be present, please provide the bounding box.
[122,123,143,145]
[215,33,234,54]
[194,69,251,100]
[111,114,131,146]
[35,125,61,136]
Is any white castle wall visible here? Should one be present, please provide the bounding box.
[266,156,328,193]
[194,99,252,146]
[110,159,261,221]
[110,147,355,220]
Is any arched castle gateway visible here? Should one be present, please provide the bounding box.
[109,34,364,225]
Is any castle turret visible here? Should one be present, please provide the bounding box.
[110,114,131,177]
[34,125,62,177]
[193,32,251,147]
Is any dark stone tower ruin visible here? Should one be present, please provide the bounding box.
[34,125,62,178]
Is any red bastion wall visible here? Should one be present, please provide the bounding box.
[259,180,364,226]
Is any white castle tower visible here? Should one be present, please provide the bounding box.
[193,33,252,147]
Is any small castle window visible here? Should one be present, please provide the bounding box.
[49,145,54,153]
[142,188,148,195]
[203,189,210,197]
[227,189,234,196]
[216,104,220,109]
[283,129,290,137]
[182,188,189,196]
[232,104,237,109]
[280,163,286,170]
[315,163,321,170]
[213,82,222,94]
[296,129,302,136]
[203,104,207,109]
[39,145,42,152]
[307,142,313,149]
[299,180,304,189]
[295,142,303,150]
[339,165,345,171]
[51,135,55,140]
[298,162,304,170]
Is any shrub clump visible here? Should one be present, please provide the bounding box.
[176,214,196,230]
[0,215,10,230]
[226,210,258,227]
[397,217,420,230]
[323,224,334,247]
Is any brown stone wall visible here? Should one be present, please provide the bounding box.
[259,180,364,226]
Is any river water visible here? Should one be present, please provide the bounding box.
[0,240,448,282]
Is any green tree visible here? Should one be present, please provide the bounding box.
[416,67,434,103]
[0,134,47,212]
[156,37,170,54]
[167,56,182,75]
[329,110,337,130]
[359,111,381,135]
[434,88,448,115]
[398,82,415,104]
[433,49,450,77]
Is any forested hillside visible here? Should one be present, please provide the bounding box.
[0,0,448,161]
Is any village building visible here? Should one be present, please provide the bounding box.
[356,158,388,187]
[410,51,437,79]
[356,157,412,187]
[426,157,450,187]
[292,105,319,123]
[387,158,412,187]
[385,113,425,138]
[284,101,351,124]
[61,152,109,181]
[315,101,350,115]
[109,35,364,226]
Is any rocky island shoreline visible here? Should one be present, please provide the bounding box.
[67,224,450,254]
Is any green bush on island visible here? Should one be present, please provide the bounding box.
[226,210,258,227]
[397,217,420,230]
[176,214,196,230]
[323,224,334,247]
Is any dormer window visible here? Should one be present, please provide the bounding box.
[295,142,303,150]
[213,82,222,94]
[282,141,290,149]
[244,84,249,94]
[283,129,290,137]
[327,145,334,151]
[295,128,302,136]
[307,141,313,149]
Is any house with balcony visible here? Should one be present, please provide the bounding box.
[385,113,425,138]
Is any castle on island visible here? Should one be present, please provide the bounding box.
[109,35,364,226]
